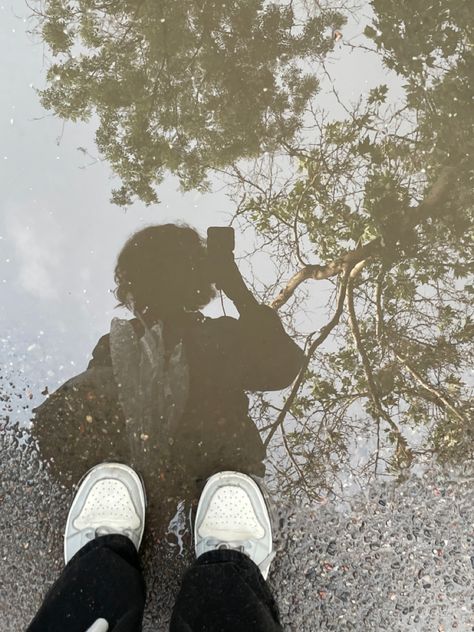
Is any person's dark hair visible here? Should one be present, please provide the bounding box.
[114,224,215,316]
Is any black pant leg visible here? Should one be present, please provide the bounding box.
[170,550,283,632]
[27,534,146,632]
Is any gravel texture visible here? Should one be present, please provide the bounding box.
[1,423,473,632]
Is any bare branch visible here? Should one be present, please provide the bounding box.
[346,264,413,467]
[270,239,381,309]
[393,350,467,424]
[263,266,353,448]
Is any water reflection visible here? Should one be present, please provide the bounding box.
[24,0,474,510]
[32,224,303,525]
[36,0,343,205]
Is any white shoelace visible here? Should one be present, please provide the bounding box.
[205,537,250,554]
[95,526,134,539]
[204,537,276,576]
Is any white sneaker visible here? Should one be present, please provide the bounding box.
[64,462,146,564]
[194,471,275,579]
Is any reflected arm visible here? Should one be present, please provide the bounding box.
[217,262,304,391]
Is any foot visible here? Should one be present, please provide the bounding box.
[64,462,146,564]
[194,471,274,579]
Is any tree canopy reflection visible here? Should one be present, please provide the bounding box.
[32,0,474,501]
[36,0,343,204]
[236,0,473,497]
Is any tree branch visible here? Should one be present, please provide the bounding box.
[374,266,468,425]
[263,266,353,448]
[270,166,456,311]
[270,240,381,309]
[346,264,413,468]
[392,350,467,424]
[375,265,387,340]
[280,423,312,495]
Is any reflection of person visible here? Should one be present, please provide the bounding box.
[27,462,283,632]
[33,224,303,507]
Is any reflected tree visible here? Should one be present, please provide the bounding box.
[32,0,473,500]
[35,0,344,204]
[231,0,473,498]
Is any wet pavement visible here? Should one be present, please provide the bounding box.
[2,423,472,632]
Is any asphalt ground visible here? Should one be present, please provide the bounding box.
[1,424,473,632]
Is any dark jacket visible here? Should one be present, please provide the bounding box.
[33,305,303,509]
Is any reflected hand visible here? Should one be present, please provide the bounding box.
[211,259,258,309]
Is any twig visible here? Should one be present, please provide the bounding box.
[264,266,353,448]
[269,166,456,311]
[393,351,467,424]
[346,264,413,468]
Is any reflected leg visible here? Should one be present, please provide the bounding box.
[27,534,146,632]
[170,549,282,632]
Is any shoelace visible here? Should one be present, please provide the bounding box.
[205,537,276,576]
[95,526,134,539]
[205,537,251,555]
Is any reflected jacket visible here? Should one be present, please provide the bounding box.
[33,304,303,490]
